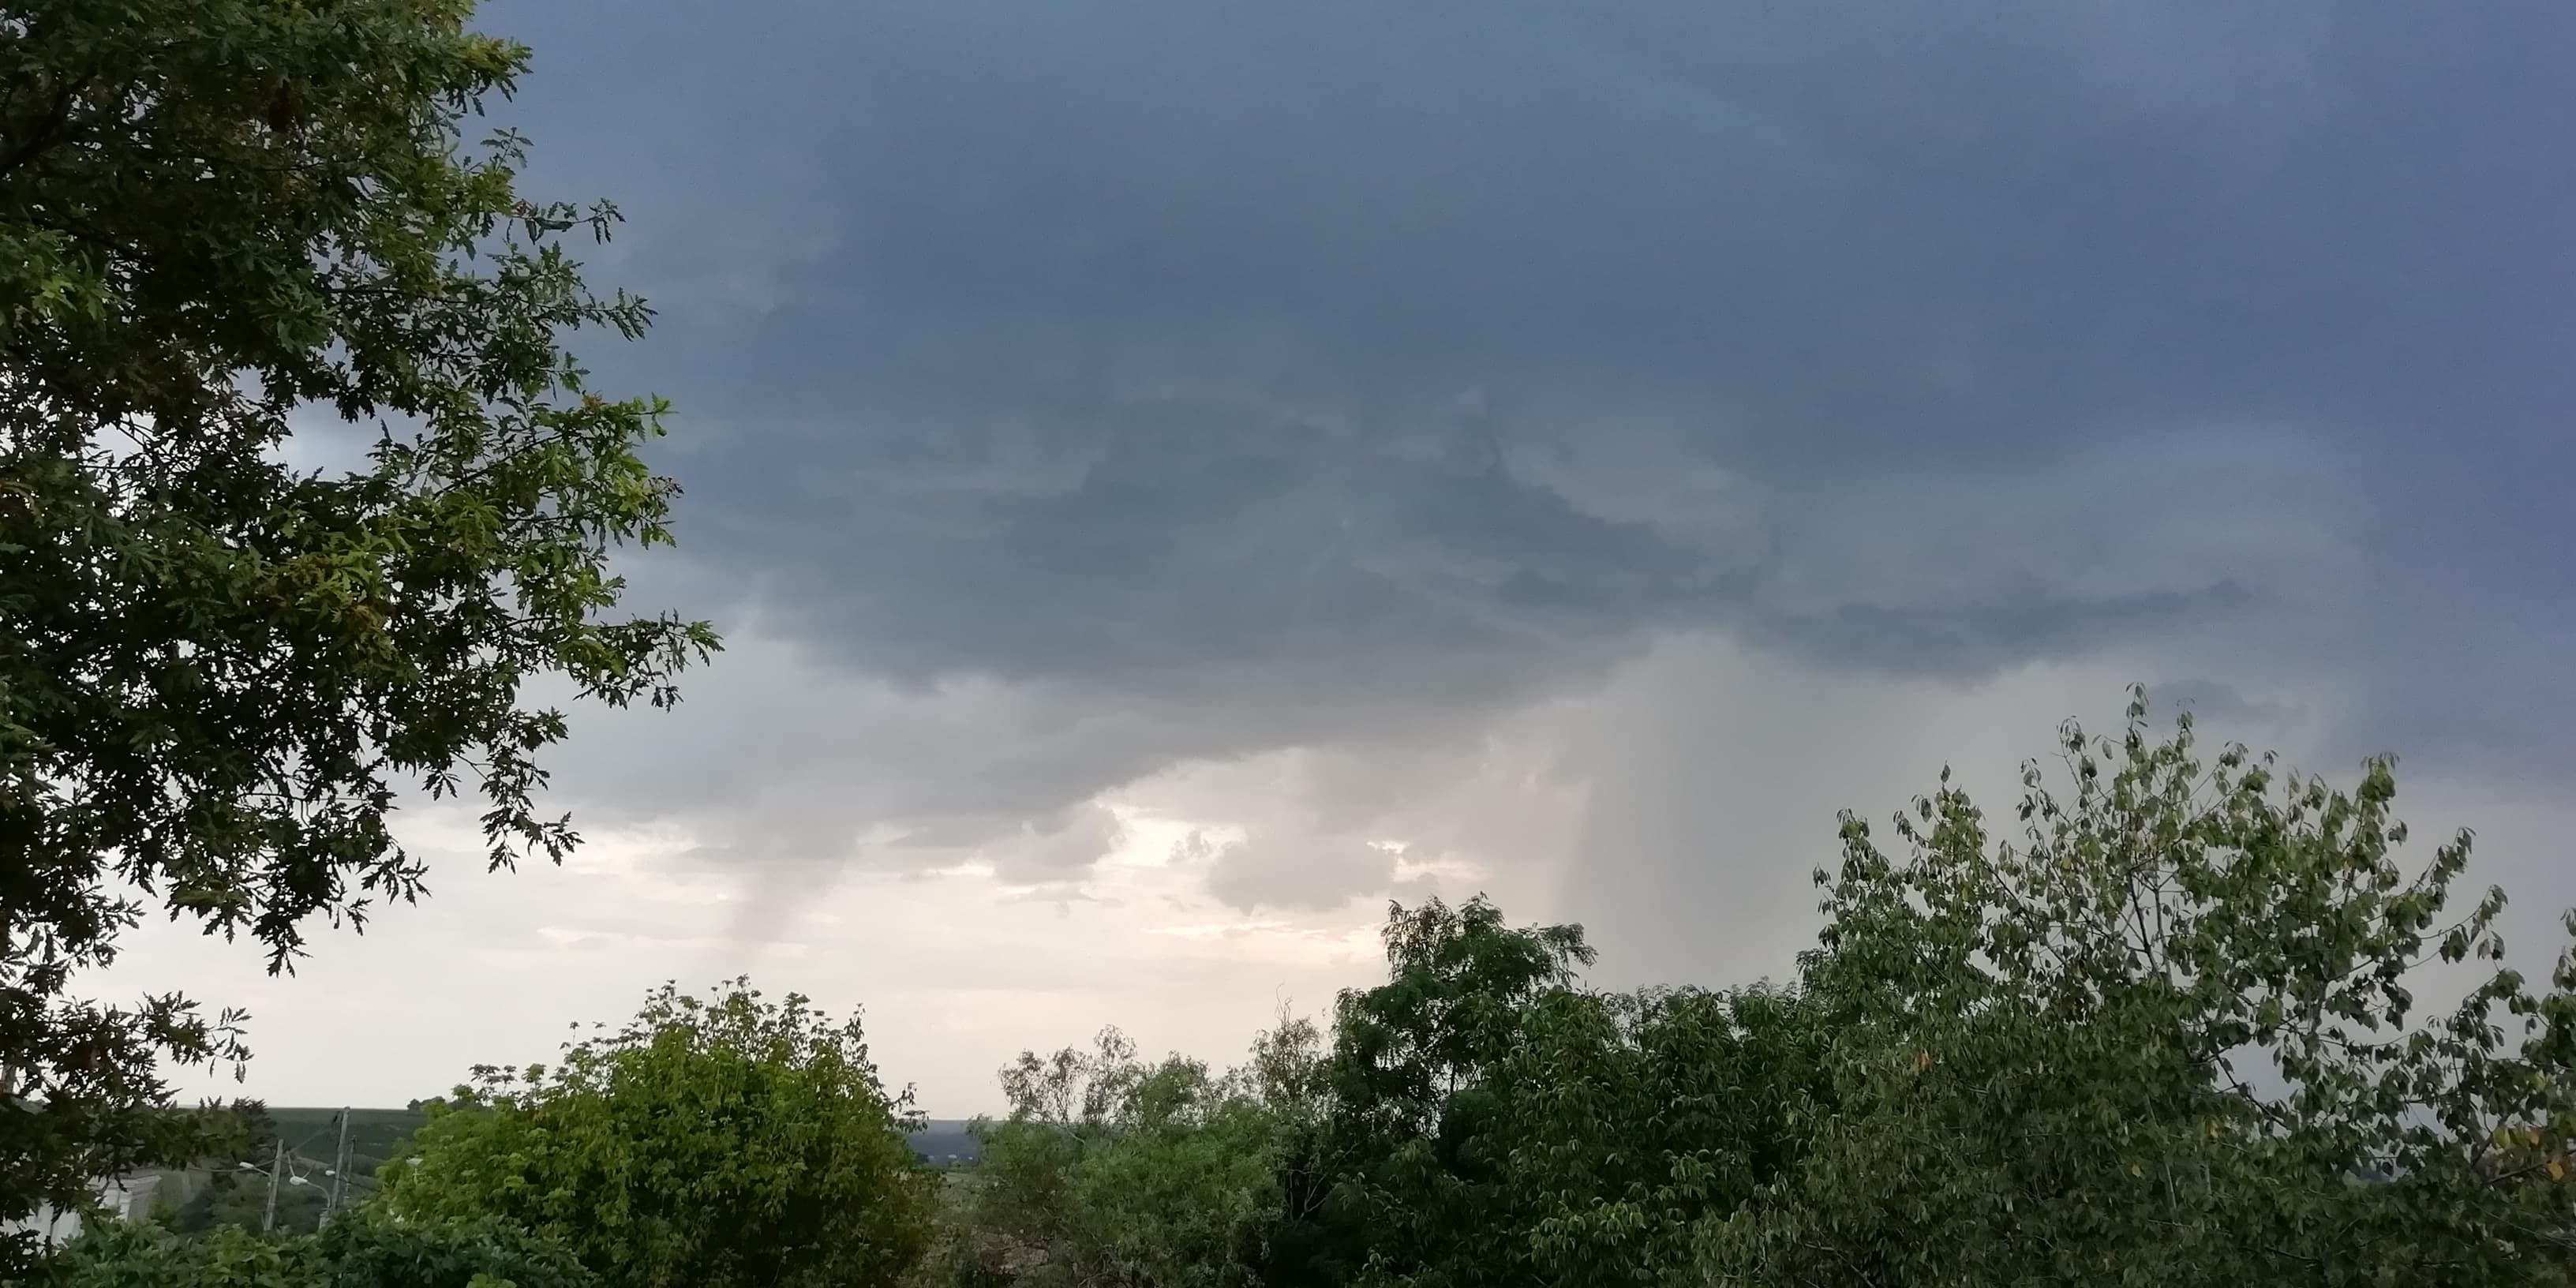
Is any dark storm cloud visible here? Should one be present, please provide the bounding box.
[479,0,2575,851]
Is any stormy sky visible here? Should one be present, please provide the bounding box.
[121,0,2576,1114]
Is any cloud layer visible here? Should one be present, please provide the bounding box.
[496,0,2570,882]
[106,1,2576,1111]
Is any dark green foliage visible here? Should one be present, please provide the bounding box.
[927,694,2576,1288]
[384,979,936,1288]
[1326,897,1596,1140]
[41,1204,596,1288]
[1703,689,2576,1286]
[923,900,1829,1288]
[1270,899,1828,1288]
[167,1168,325,1239]
[0,0,714,1268]
[926,1020,1324,1288]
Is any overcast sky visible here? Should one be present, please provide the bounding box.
[115,0,2576,1116]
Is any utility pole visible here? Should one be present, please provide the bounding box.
[261,1138,286,1234]
[324,1108,351,1222]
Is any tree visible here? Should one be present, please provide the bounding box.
[1703,688,2576,1286]
[896,693,2576,1287]
[1269,897,1826,1288]
[42,1203,597,1288]
[1325,897,1595,1142]
[1267,897,1595,1288]
[0,0,716,1265]
[384,979,936,1288]
[939,1020,1321,1288]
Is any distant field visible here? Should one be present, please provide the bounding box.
[269,1108,983,1168]
[911,1119,983,1166]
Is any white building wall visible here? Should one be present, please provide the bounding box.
[0,1174,159,1251]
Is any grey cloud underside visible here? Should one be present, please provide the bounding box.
[1195,832,1402,915]
[482,0,2576,873]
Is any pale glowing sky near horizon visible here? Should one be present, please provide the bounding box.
[95,0,2576,1115]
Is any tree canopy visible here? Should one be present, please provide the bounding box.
[383,979,936,1288]
[909,693,2576,1288]
[43,1204,597,1288]
[1255,899,1828,1288]
[15,690,2569,1287]
[942,1020,1327,1287]
[1704,691,2576,1286]
[0,0,714,1264]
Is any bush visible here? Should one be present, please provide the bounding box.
[41,1205,595,1288]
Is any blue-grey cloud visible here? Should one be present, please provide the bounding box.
[476,0,2575,872]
